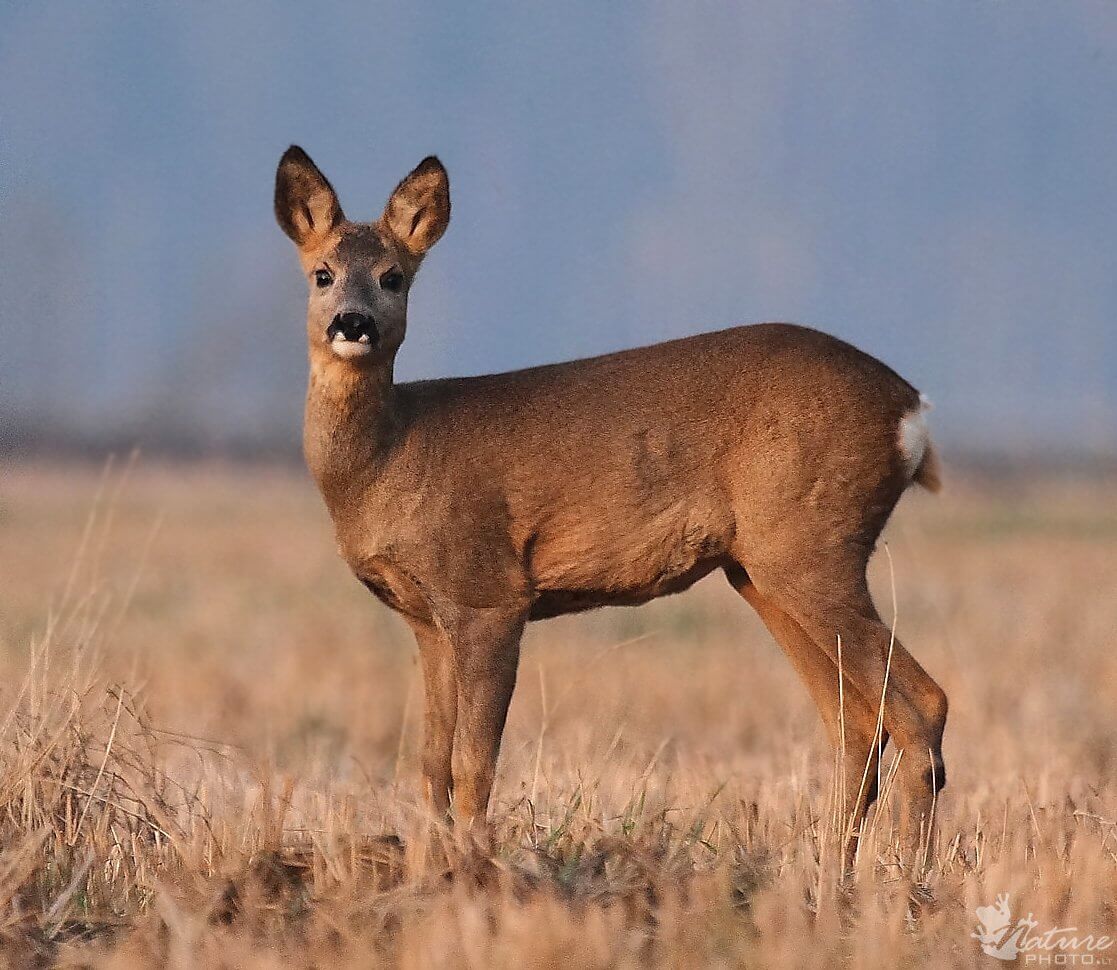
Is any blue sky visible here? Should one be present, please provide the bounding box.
[2,1,1115,453]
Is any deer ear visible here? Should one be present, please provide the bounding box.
[382,156,450,256]
[275,146,344,249]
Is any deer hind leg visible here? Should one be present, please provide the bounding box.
[751,557,948,862]
[726,564,886,865]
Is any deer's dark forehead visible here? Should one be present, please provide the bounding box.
[331,224,389,263]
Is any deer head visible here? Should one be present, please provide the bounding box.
[274,146,450,371]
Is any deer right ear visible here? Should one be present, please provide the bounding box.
[275,146,344,249]
[382,156,450,257]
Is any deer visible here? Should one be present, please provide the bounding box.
[274,146,948,866]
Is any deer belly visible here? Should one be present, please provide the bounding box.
[526,509,730,619]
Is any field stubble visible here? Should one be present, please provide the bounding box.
[0,460,1115,968]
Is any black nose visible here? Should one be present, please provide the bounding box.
[327,311,378,343]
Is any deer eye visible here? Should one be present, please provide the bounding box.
[379,269,404,292]
[314,268,333,288]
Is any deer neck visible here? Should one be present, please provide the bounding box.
[304,356,397,509]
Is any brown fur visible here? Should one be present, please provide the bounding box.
[275,147,948,866]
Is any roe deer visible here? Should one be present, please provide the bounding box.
[274,146,948,864]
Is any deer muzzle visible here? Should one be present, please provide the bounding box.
[327,312,378,358]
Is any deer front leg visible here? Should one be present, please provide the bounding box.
[447,607,527,831]
[408,620,458,819]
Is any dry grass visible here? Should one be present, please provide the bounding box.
[0,459,1115,968]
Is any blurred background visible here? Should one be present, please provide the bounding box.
[2,1,1115,463]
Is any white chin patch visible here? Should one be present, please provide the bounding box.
[331,335,375,359]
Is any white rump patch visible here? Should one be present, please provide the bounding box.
[897,394,932,478]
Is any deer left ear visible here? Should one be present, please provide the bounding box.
[382,156,450,257]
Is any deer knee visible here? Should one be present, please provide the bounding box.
[921,680,948,744]
[922,759,947,794]
[910,685,947,794]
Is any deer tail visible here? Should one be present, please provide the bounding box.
[898,394,942,493]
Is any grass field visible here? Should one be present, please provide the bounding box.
[1,460,1115,967]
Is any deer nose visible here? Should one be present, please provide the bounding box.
[327,311,378,344]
